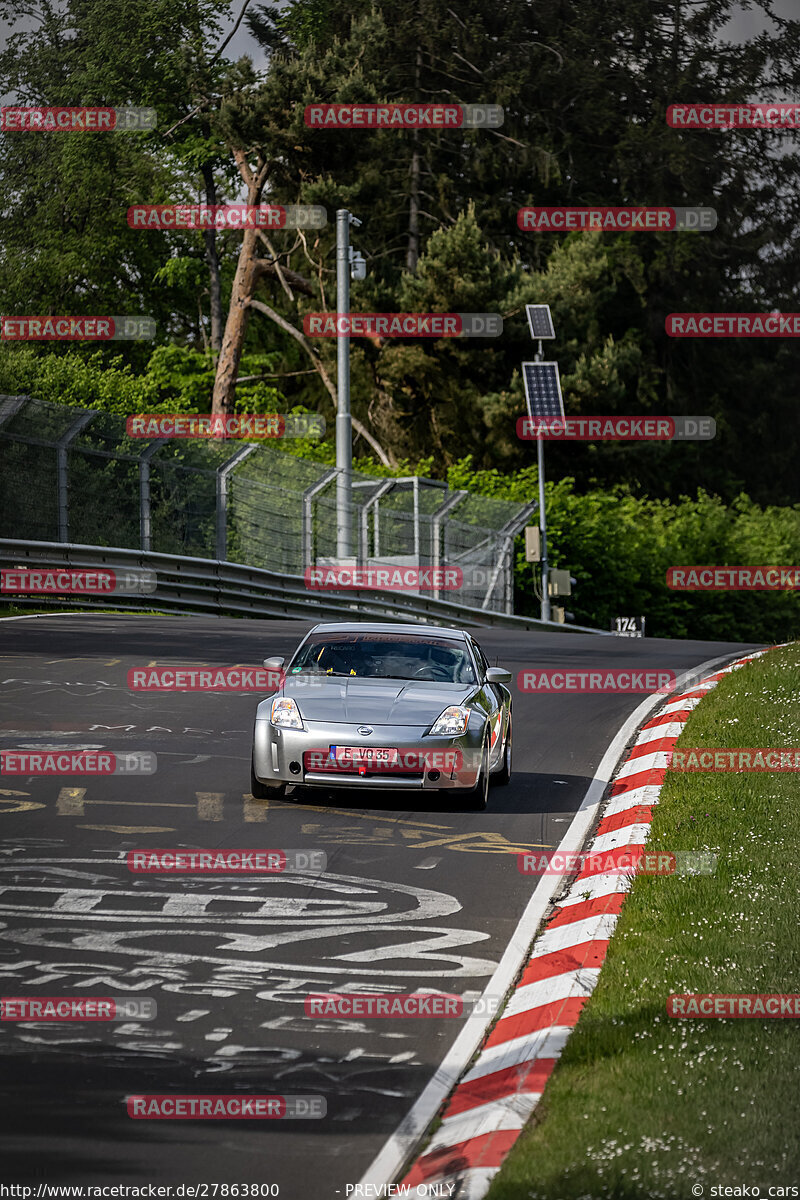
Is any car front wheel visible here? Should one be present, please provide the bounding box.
[463,739,489,811]
[492,716,512,787]
[250,755,286,801]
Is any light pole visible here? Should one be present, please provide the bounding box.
[523,305,560,623]
[335,209,353,558]
[534,338,550,622]
[335,209,365,559]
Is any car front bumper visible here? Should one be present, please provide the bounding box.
[253,718,484,790]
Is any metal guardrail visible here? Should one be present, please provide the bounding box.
[0,395,536,616]
[0,539,612,634]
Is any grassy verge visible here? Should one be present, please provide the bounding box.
[489,642,800,1199]
[0,603,171,618]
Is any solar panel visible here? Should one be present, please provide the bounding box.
[526,304,555,340]
[522,362,565,420]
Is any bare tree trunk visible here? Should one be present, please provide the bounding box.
[212,225,261,413]
[201,157,223,354]
[211,152,270,415]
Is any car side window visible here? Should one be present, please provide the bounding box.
[470,640,489,681]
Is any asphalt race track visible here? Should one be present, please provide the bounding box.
[0,614,763,1195]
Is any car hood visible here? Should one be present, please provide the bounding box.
[282,676,474,726]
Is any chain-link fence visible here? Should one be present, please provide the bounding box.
[0,395,535,613]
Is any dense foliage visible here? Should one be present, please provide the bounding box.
[1,0,798,639]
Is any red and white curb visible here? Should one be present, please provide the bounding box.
[390,648,769,1198]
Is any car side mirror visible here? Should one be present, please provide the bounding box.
[486,666,512,684]
[263,656,285,670]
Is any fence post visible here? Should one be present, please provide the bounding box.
[0,396,27,428]
[139,440,167,551]
[362,479,394,562]
[486,502,537,613]
[302,468,340,569]
[216,445,256,561]
[431,490,467,599]
[56,412,96,543]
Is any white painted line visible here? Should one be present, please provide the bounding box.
[590,824,652,854]
[461,1026,574,1081]
[631,720,688,747]
[504,967,601,1019]
[0,612,101,622]
[602,784,662,818]
[425,1094,540,1151]
[356,649,747,1190]
[528,911,619,957]
[615,749,671,778]
[556,873,632,905]
[655,695,704,716]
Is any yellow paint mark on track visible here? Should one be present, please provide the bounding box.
[196,792,224,821]
[80,825,175,833]
[57,788,87,815]
[243,795,268,822]
[0,797,46,813]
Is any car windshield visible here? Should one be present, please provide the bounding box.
[288,633,476,683]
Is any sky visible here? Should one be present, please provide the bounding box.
[2,0,800,96]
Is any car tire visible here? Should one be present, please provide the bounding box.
[463,739,489,811]
[491,715,512,787]
[250,756,286,801]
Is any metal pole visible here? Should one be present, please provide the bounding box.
[412,476,420,560]
[535,339,551,621]
[215,445,256,561]
[336,209,352,558]
[431,489,466,600]
[56,412,96,544]
[139,440,166,551]
[302,468,340,570]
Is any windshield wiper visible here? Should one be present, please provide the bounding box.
[292,669,352,677]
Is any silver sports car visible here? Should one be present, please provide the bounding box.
[250,622,512,810]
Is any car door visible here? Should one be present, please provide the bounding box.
[469,637,508,768]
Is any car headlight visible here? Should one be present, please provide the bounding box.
[429,705,470,736]
[270,696,304,729]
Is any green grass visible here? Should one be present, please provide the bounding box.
[0,602,170,618]
[488,642,800,1200]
